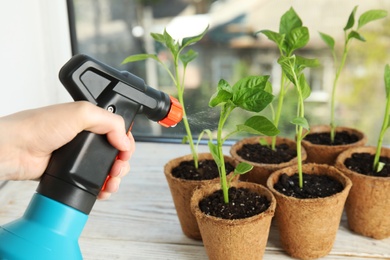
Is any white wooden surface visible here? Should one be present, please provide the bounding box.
[0,142,389,259]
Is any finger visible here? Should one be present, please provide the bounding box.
[104,176,121,193]
[98,190,111,200]
[116,132,135,161]
[117,150,133,161]
[98,177,121,200]
[109,160,130,178]
[76,102,130,152]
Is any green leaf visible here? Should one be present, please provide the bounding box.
[291,116,310,130]
[181,25,209,49]
[347,31,366,42]
[218,78,233,93]
[257,30,285,51]
[236,115,280,136]
[259,138,269,146]
[121,54,159,64]
[319,32,335,51]
[278,56,296,84]
[286,26,309,54]
[209,90,232,107]
[280,7,302,35]
[233,89,274,112]
[234,162,253,175]
[344,6,358,31]
[150,32,165,43]
[233,75,270,92]
[209,79,233,107]
[181,136,188,144]
[198,129,213,143]
[279,55,313,107]
[163,29,179,56]
[385,64,390,97]
[208,141,221,167]
[295,56,320,71]
[358,9,388,29]
[179,49,198,67]
[298,73,311,100]
[377,162,385,172]
[230,76,273,112]
[264,81,273,94]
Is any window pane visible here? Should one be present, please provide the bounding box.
[70,0,390,145]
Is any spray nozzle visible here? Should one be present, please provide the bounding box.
[158,96,183,127]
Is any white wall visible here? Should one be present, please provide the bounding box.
[0,0,73,116]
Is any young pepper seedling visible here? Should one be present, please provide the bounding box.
[122,26,209,169]
[319,6,387,142]
[204,76,279,203]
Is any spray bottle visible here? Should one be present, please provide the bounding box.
[0,54,183,259]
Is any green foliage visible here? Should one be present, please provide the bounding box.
[256,7,310,149]
[258,7,308,57]
[204,76,279,203]
[278,54,318,188]
[122,26,209,168]
[319,6,387,142]
[373,64,390,173]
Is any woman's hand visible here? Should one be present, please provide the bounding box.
[0,101,135,200]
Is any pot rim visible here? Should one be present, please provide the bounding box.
[191,181,276,225]
[164,153,236,184]
[230,136,306,167]
[266,163,352,203]
[335,146,390,181]
[301,125,367,148]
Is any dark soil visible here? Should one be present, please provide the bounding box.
[199,187,271,220]
[304,131,359,146]
[344,152,390,177]
[171,159,234,180]
[237,143,296,164]
[274,173,344,199]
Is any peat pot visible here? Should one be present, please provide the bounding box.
[267,163,352,259]
[302,125,367,165]
[164,153,237,240]
[335,146,390,239]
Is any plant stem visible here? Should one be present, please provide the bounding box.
[330,32,350,142]
[293,70,305,189]
[373,94,390,172]
[218,105,232,204]
[174,57,198,168]
[296,125,304,188]
[271,73,287,150]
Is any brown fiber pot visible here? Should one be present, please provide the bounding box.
[266,163,352,259]
[335,146,390,239]
[164,153,237,240]
[301,125,367,165]
[191,181,276,260]
[230,136,306,186]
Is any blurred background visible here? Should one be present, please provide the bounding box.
[1,0,389,145]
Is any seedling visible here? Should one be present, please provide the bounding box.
[373,64,390,173]
[278,55,319,188]
[319,6,387,142]
[203,76,279,203]
[256,7,309,150]
[122,26,209,168]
